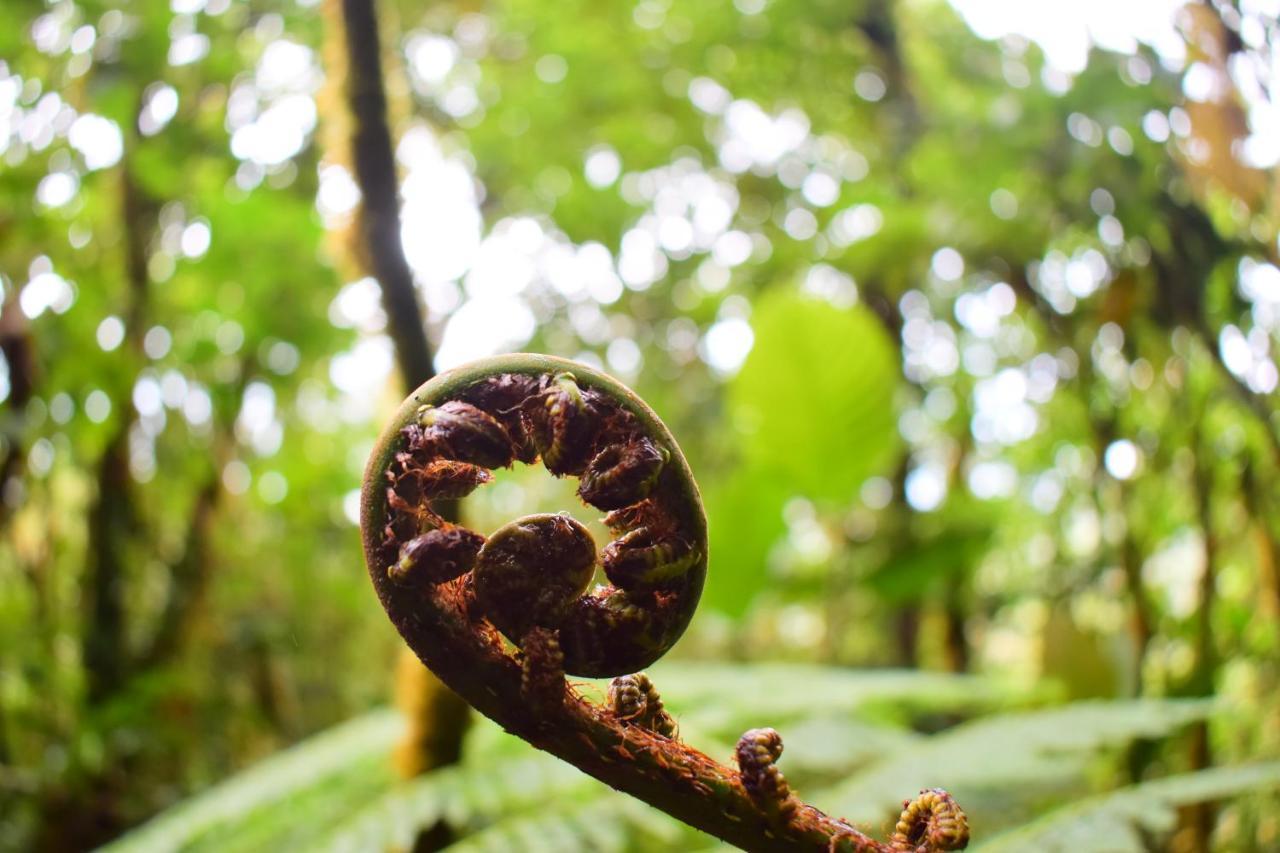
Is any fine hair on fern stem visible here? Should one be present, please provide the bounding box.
[361,353,968,851]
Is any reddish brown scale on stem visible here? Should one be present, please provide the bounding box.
[410,459,493,501]
[602,498,688,547]
[603,499,669,536]
[384,486,430,539]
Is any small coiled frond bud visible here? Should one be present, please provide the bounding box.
[578,438,667,510]
[473,513,597,641]
[891,789,969,852]
[520,626,566,710]
[608,672,676,738]
[609,673,645,720]
[418,400,516,469]
[735,727,797,823]
[458,372,544,464]
[556,585,673,677]
[524,372,597,476]
[602,528,701,590]
[389,525,486,587]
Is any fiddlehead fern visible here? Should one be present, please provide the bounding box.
[608,672,677,738]
[361,353,967,851]
[371,355,705,676]
[891,789,970,851]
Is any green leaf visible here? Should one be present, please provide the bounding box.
[649,662,1018,730]
[864,526,992,604]
[813,699,1214,828]
[728,290,900,504]
[441,791,696,853]
[705,291,899,614]
[319,753,597,853]
[701,469,787,615]
[102,710,403,853]
[976,763,1280,853]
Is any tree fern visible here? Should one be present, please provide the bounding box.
[319,753,597,853]
[975,762,1280,852]
[648,662,1021,730]
[441,790,697,853]
[178,752,396,853]
[103,710,403,853]
[813,699,1214,829]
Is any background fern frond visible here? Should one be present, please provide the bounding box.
[974,762,1280,852]
[320,752,597,853]
[440,790,699,853]
[103,710,403,853]
[813,699,1214,831]
[648,663,1024,729]
[100,678,1227,852]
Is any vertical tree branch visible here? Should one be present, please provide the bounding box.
[1118,514,1153,696]
[83,150,155,702]
[0,288,36,526]
[1184,419,1219,851]
[853,0,922,157]
[334,0,434,389]
[324,0,471,796]
[1242,461,1280,621]
[138,462,223,670]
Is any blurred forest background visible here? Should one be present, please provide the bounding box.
[3,0,1280,850]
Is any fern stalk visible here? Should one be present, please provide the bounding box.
[362,354,966,851]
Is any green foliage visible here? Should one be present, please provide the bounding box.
[976,763,1280,852]
[646,662,1021,732]
[108,665,1253,853]
[706,292,899,614]
[816,699,1214,829]
[442,793,696,853]
[102,711,403,853]
[106,663,1010,851]
[4,0,1280,847]
[729,292,899,503]
[321,755,597,853]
